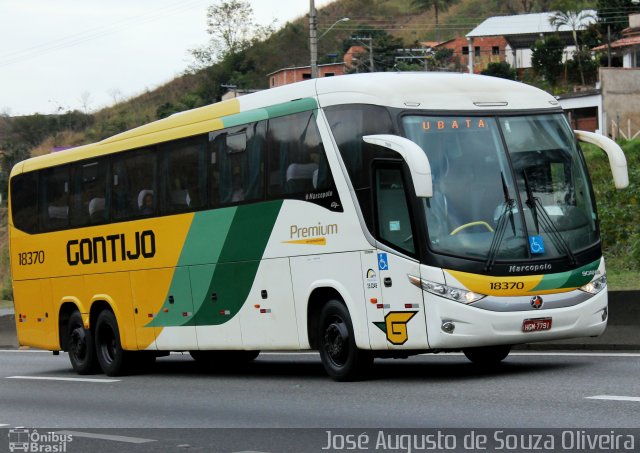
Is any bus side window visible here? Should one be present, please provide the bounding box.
[374,164,416,255]
[111,149,157,221]
[161,135,207,214]
[211,121,266,206]
[325,105,395,229]
[267,111,331,198]
[10,171,38,234]
[70,160,108,226]
[40,166,70,231]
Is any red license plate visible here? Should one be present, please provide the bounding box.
[522,317,552,332]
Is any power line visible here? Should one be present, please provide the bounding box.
[0,0,208,68]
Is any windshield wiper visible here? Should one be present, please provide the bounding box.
[522,170,577,266]
[484,172,515,272]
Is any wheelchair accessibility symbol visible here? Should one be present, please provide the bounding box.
[378,253,389,270]
[529,235,545,254]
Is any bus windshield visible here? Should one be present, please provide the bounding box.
[402,113,598,263]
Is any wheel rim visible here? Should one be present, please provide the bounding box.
[70,327,87,360]
[98,325,117,365]
[323,316,350,367]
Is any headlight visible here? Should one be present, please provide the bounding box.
[408,275,486,304]
[579,274,607,295]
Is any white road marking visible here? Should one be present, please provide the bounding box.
[511,352,640,357]
[586,395,640,402]
[0,424,9,427]
[57,430,155,444]
[6,376,120,383]
[0,349,54,353]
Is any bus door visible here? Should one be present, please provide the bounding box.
[372,163,429,350]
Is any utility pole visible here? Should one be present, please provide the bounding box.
[309,0,318,78]
[607,25,612,67]
[353,36,374,72]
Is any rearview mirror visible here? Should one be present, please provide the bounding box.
[362,134,433,198]
[575,130,628,189]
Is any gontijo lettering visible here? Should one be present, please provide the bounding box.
[67,230,156,265]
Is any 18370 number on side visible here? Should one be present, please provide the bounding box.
[17,250,45,266]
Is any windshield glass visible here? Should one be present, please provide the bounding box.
[402,114,598,263]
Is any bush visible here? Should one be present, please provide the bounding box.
[583,139,640,272]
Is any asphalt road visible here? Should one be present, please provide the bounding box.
[1,351,640,426]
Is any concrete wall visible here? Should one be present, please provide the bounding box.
[600,68,640,139]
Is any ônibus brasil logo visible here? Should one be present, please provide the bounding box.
[7,429,73,452]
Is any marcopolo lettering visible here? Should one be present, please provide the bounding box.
[67,230,156,266]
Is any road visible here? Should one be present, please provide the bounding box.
[1,350,639,451]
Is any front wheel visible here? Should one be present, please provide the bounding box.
[94,310,131,376]
[463,345,511,366]
[318,300,373,381]
[67,310,99,374]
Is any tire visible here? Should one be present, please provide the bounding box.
[67,310,99,374]
[463,345,511,366]
[318,300,373,381]
[94,310,131,376]
[189,350,260,365]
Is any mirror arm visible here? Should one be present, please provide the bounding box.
[362,134,433,198]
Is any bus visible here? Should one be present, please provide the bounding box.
[9,73,628,381]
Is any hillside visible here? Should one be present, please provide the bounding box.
[4,0,565,152]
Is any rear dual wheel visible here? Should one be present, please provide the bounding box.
[68,309,154,376]
[67,311,99,374]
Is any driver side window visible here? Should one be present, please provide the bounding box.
[374,164,416,255]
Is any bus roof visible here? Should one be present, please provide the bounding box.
[12,72,559,177]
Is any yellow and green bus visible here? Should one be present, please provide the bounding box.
[9,73,627,380]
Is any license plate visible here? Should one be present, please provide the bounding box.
[522,317,552,332]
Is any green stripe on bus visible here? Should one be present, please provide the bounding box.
[148,200,283,327]
[531,259,601,292]
[221,98,318,129]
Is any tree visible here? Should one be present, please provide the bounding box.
[343,28,405,73]
[412,0,460,26]
[531,36,565,87]
[189,0,276,71]
[481,61,517,80]
[550,9,596,85]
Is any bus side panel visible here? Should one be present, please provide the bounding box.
[13,279,57,350]
[378,252,429,350]
[131,267,182,351]
[239,257,300,349]
[290,252,371,350]
[191,263,246,350]
[84,272,136,351]
[151,267,198,350]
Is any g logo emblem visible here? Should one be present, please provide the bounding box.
[373,311,417,345]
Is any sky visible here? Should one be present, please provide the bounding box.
[0,0,335,116]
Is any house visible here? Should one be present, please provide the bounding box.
[267,63,345,88]
[593,13,640,68]
[434,36,508,73]
[594,13,640,139]
[466,11,596,73]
